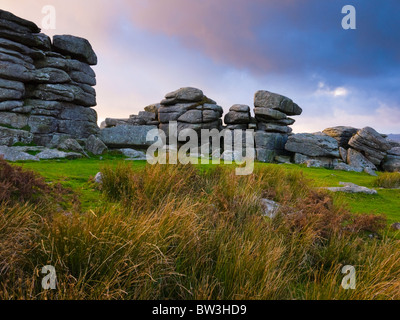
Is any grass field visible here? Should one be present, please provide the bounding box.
[1,156,399,300]
[18,157,400,223]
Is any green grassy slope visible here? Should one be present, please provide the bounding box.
[18,158,400,223]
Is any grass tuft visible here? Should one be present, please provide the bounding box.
[374,172,400,189]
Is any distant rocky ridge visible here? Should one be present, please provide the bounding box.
[387,134,400,143]
[0,10,399,173]
[102,86,399,173]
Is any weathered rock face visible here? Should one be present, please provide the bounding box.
[293,153,339,169]
[383,155,400,172]
[323,126,359,148]
[285,133,340,158]
[100,125,157,148]
[85,135,108,155]
[0,9,99,147]
[0,126,33,146]
[346,148,377,172]
[255,132,288,163]
[53,35,97,66]
[348,127,391,165]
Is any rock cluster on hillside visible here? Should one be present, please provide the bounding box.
[0,9,99,148]
[285,125,399,173]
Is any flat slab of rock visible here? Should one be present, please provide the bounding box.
[285,133,339,158]
[257,122,293,134]
[325,182,377,195]
[36,149,83,160]
[100,125,157,148]
[119,148,147,160]
[254,90,302,116]
[0,146,82,161]
[294,153,339,169]
[254,107,287,121]
[0,145,38,161]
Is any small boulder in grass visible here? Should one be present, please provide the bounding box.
[94,172,103,184]
[391,223,400,231]
[261,199,281,219]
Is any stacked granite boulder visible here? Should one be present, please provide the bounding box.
[348,127,391,166]
[254,90,302,134]
[158,87,223,137]
[0,9,99,148]
[224,105,252,130]
[254,91,302,163]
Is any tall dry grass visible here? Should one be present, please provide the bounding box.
[0,162,399,300]
[374,172,400,189]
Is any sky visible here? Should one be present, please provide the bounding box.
[2,0,400,133]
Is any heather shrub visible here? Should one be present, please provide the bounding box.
[0,157,49,204]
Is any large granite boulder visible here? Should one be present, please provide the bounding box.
[348,127,391,165]
[346,148,377,172]
[285,133,340,158]
[323,126,359,148]
[161,87,204,105]
[53,35,97,65]
[254,90,303,116]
